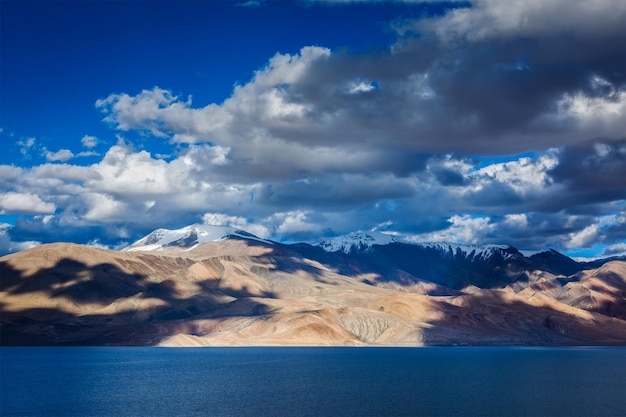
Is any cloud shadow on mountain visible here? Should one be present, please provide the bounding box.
[418,291,626,346]
[287,242,533,294]
[1,240,625,347]
[0,254,277,346]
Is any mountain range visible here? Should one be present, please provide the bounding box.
[1,224,625,346]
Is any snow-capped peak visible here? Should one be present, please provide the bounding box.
[412,242,519,262]
[317,231,406,254]
[318,231,519,261]
[125,224,273,252]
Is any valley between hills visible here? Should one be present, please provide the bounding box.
[1,227,625,346]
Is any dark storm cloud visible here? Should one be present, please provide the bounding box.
[97,0,626,179]
[550,140,626,205]
[603,220,626,244]
[284,3,626,155]
[254,173,416,208]
[431,168,468,186]
[551,140,626,189]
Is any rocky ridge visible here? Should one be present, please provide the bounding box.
[1,226,624,346]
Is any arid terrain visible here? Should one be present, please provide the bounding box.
[1,236,625,346]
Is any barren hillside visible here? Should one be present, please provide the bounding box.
[1,240,625,346]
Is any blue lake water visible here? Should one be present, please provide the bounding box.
[1,347,625,417]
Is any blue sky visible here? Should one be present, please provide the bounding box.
[1,0,625,258]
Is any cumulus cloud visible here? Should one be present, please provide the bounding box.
[565,224,599,249]
[408,214,495,245]
[462,152,561,210]
[2,0,625,255]
[1,140,623,253]
[45,148,74,162]
[0,223,40,255]
[81,135,99,148]
[202,212,270,238]
[96,47,332,152]
[97,36,625,168]
[410,0,626,41]
[0,192,56,214]
[273,210,322,235]
[603,243,626,257]
[400,211,621,252]
[81,193,129,222]
[89,145,173,195]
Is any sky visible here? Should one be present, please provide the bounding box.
[1,0,625,259]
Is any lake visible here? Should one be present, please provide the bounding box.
[1,347,625,416]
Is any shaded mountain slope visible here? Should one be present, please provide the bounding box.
[1,239,625,346]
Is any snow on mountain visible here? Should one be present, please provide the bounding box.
[317,231,405,254]
[125,224,273,252]
[318,231,519,261]
[414,242,519,262]
[128,224,520,263]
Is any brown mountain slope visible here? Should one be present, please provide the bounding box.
[1,241,625,346]
[512,260,626,320]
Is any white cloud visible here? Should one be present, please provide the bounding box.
[81,135,99,148]
[89,145,173,195]
[560,212,625,250]
[565,224,599,249]
[96,88,231,142]
[0,140,623,255]
[414,0,626,41]
[85,239,114,250]
[504,213,528,228]
[97,87,179,137]
[81,193,127,222]
[348,79,377,94]
[96,47,331,146]
[470,152,560,198]
[603,242,626,256]
[17,137,36,157]
[202,210,323,238]
[45,148,74,162]
[0,223,40,255]
[76,151,100,158]
[39,214,54,225]
[274,210,321,235]
[0,192,56,214]
[2,1,625,256]
[202,212,270,238]
[553,89,626,136]
[407,215,494,245]
[0,165,23,185]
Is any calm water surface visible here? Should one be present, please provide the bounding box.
[1,347,625,417]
